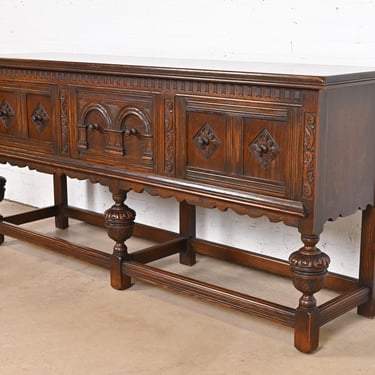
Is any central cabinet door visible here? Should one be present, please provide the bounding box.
[176,95,303,199]
[74,88,154,171]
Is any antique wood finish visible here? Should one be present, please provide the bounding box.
[0,56,374,353]
[53,173,68,229]
[104,188,135,290]
[358,205,375,317]
[179,201,196,266]
[0,176,5,244]
[0,219,111,268]
[123,260,296,327]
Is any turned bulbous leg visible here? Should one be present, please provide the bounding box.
[104,190,136,290]
[0,176,6,245]
[289,234,330,353]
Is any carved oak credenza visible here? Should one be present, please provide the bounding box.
[0,56,374,353]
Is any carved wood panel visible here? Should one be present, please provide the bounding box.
[187,112,226,172]
[0,83,58,154]
[0,91,19,136]
[59,88,69,155]
[302,112,316,200]
[75,88,154,170]
[242,116,288,187]
[164,98,175,176]
[26,94,54,142]
[177,96,302,198]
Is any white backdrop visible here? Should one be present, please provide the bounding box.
[1,0,375,276]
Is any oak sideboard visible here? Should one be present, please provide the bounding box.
[0,55,374,353]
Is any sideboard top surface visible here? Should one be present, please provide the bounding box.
[1,53,375,88]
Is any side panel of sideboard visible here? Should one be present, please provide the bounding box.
[317,83,375,223]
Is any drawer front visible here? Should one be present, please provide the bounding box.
[177,96,303,198]
[0,90,20,137]
[187,111,228,173]
[26,93,55,143]
[74,88,153,170]
[0,83,57,153]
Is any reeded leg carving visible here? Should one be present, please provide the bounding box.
[0,176,6,245]
[104,190,136,290]
[289,234,330,353]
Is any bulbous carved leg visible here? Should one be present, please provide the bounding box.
[289,234,330,353]
[104,190,136,290]
[0,176,6,245]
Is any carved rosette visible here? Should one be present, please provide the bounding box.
[193,122,221,159]
[0,99,15,128]
[289,235,330,309]
[31,103,50,133]
[104,192,136,258]
[249,128,281,168]
[303,113,316,199]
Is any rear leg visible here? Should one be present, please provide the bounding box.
[0,176,6,245]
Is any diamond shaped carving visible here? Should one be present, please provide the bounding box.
[248,128,281,169]
[193,122,221,159]
[0,99,15,128]
[31,103,50,133]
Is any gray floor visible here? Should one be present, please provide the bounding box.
[1,200,374,375]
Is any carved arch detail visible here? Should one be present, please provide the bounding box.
[78,103,111,151]
[109,106,153,160]
[116,106,152,135]
[79,103,111,127]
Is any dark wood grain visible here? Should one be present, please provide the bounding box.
[123,260,296,327]
[0,220,110,268]
[53,173,69,229]
[0,57,374,353]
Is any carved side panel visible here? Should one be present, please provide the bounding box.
[164,98,175,176]
[303,113,316,200]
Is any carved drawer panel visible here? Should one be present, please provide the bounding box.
[0,84,57,154]
[26,94,54,143]
[176,96,303,198]
[0,90,19,137]
[74,88,153,170]
[188,112,227,172]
